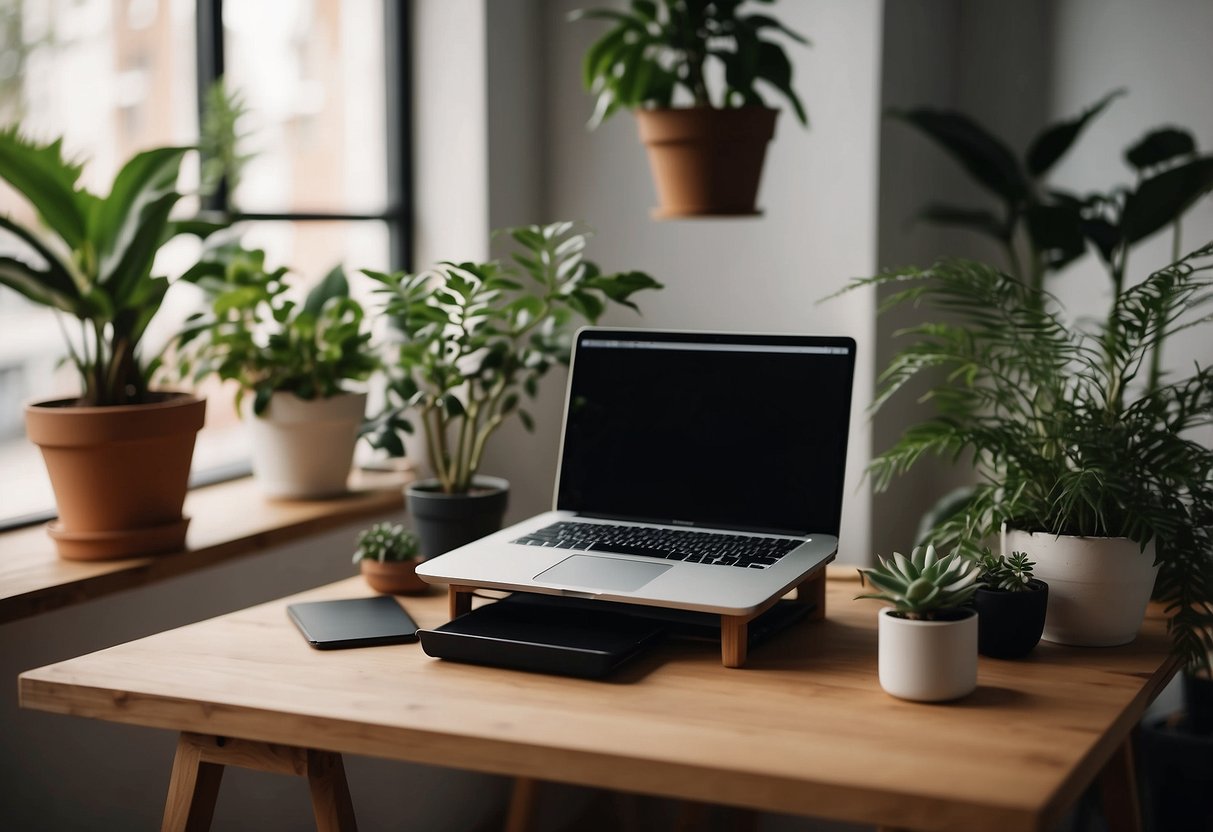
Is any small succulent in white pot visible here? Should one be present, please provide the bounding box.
[857,544,980,702]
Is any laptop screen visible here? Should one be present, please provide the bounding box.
[555,330,856,537]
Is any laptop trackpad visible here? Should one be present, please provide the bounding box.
[535,555,671,593]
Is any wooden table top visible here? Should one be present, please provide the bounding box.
[0,473,406,624]
[19,569,1179,832]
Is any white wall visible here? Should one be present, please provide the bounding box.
[478,0,885,566]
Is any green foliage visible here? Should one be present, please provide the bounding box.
[977,550,1036,593]
[856,544,980,620]
[892,92,1213,299]
[841,246,1213,670]
[170,244,378,416]
[0,128,228,406]
[364,221,662,494]
[572,0,808,127]
[352,522,420,564]
[199,80,252,201]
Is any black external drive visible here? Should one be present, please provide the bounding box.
[287,596,420,649]
[418,595,667,678]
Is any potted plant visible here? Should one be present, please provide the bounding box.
[857,544,981,702]
[843,95,1213,667]
[840,243,1213,665]
[0,129,229,559]
[171,243,379,498]
[352,521,428,595]
[972,550,1048,659]
[364,221,661,557]
[573,0,809,218]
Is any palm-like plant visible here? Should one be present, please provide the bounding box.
[844,244,1213,669]
[573,0,808,128]
[856,544,980,620]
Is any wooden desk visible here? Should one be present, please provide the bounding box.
[19,571,1179,832]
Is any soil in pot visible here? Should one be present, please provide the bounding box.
[360,560,430,595]
[24,393,205,560]
[974,580,1048,659]
[406,477,509,558]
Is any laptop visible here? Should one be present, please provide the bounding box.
[416,328,857,616]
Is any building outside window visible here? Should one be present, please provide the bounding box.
[0,0,409,525]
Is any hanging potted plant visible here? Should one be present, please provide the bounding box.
[857,544,981,702]
[972,550,1048,659]
[363,221,661,557]
[170,244,380,499]
[352,521,428,595]
[0,129,230,559]
[572,0,809,218]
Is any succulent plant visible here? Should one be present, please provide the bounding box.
[857,544,979,620]
[977,550,1037,593]
[352,522,421,565]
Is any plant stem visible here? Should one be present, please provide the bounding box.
[1147,222,1183,395]
[423,405,452,493]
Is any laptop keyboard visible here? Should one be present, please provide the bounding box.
[512,521,800,569]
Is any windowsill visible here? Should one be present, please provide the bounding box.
[0,471,409,625]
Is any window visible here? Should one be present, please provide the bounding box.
[0,0,411,527]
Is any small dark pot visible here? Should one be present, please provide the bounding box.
[1184,671,1213,735]
[974,579,1048,659]
[1139,714,1213,831]
[406,477,509,558]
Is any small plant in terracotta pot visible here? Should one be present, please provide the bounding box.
[353,522,428,596]
[857,544,980,702]
[973,550,1048,660]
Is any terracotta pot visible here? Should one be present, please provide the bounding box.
[246,391,367,499]
[406,477,509,558]
[1002,528,1158,647]
[635,106,779,218]
[877,607,978,702]
[360,559,430,595]
[24,393,206,560]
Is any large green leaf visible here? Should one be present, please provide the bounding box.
[95,146,190,275]
[0,215,80,303]
[890,109,1028,202]
[1123,157,1213,244]
[0,255,78,312]
[0,128,94,251]
[915,204,1007,242]
[1025,203,1087,270]
[754,40,806,125]
[102,190,180,308]
[303,265,350,316]
[1125,127,1197,172]
[1025,89,1124,179]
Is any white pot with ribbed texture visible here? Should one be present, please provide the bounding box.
[878,608,978,702]
[246,391,367,499]
[1002,528,1159,647]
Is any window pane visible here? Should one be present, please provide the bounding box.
[223,0,388,215]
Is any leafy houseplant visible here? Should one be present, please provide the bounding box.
[857,544,980,701]
[353,522,428,595]
[973,551,1048,659]
[365,221,661,556]
[0,128,227,558]
[845,244,1213,668]
[573,0,809,217]
[171,243,379,498]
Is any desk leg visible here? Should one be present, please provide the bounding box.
[162,734,224,832]
[504,777,538,832]
[160,733,357,832]
[1099,734,1143,832]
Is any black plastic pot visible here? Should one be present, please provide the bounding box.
[973,579,1048,659]
[406,477,509,558]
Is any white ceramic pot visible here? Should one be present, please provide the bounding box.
[247,391,367,499]
[1003,528,1158,647]
[877,607,978,702]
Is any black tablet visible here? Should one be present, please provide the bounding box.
[287,596,420,650]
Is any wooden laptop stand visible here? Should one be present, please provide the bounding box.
[446,562,828,668]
